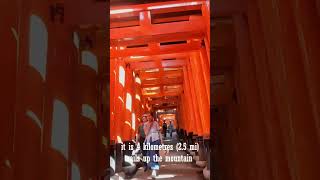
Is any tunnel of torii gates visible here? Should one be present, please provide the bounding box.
[109,0,211,143]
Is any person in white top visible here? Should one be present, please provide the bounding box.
[143,112,163,178]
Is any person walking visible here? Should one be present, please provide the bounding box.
[168,120,174,138]
[144,112,163,178]
[162,120,167,138]
[136,113,148,170]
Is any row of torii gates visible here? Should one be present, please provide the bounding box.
[109,0,211,143]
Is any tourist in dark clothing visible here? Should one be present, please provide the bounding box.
[169,121,174,138]
[162,120,167,138]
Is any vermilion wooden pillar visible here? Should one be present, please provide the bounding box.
[44,22,77,180]
[181,75,190,132]
[182,66,197,134]
[179,95,187,131]
[133,75,142,137]
[183,95,191,132]
[256,0,320,179]
[0,0,18,179]
[199,47,210,103]
[290,0,320,139]
[184,96,192,132]
[177,100,182,130]
[189,54,205,134]
[233,14,273,180]
[13,0,52,179]
[110,58,116,141]
[122,65,133,141]
[186,61,203,136]
[228,105,239,180]
[114,58,126,143]
[77,50,100,179]
[255,0,303,179]
[246,1,292,179]
[97,56,109,177]
[190,52,210,136]
[202,1,210,43]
